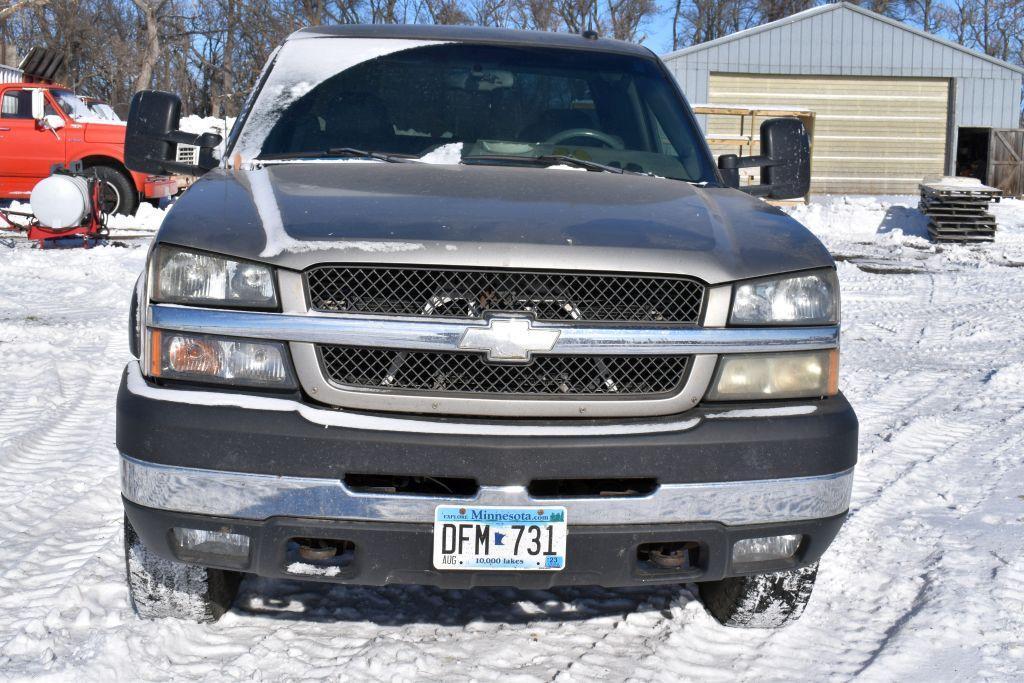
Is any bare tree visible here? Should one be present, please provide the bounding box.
[674,0,757,47]
[0,0,48,22]
[756,0,812,23]
[515,0,560,30]
[128,0,171,92]
[3,0,1018,119]
[605,0,656,42]
[422,0,473,24]
[902,0,938,31]
[558,0,601,33]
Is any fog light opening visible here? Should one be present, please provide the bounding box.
[172,527,251,561]
[731,534,803,564]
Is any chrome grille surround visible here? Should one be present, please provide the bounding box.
[305,265,706,324]
[145,272,839,418]
[317,345,691,398]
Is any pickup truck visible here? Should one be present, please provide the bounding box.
[0,80,175,214]
[118,25,858,628]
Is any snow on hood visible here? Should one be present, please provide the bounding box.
[245,167,424,257]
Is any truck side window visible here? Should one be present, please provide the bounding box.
[1,91,34,118]
[0,89,58,119]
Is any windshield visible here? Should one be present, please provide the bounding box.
[51,89,94,120]
[255,42,715,183]
[88,102,120,121]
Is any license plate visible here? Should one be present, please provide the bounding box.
[433,505,567,571]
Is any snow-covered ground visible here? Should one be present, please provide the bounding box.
[1,195,1023,680]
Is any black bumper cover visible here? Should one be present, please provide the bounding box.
[125,498,847,589]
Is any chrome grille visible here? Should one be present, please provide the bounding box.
[318,346,691,397]
[305,266,705,323]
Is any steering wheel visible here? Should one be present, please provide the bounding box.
[545,128,624,150]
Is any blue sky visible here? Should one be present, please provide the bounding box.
[643,13,677,54]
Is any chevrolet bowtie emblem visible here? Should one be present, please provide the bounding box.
[458,317,560,362]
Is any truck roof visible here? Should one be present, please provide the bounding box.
[289,24,654,59]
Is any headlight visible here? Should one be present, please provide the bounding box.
[149,330,297,388]
[707,350,839,401]
[731,269,838,325]
[153,246,277,308]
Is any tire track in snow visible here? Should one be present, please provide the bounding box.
[619,268,1024,681]
[0,333,126,545]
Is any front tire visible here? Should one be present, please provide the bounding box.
[699,562,818,628]
[124,515,241,622]
[91,165,139,216]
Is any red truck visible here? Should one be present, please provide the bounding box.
[0,63,175,215]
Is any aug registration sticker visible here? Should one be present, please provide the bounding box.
[432,505,567,571]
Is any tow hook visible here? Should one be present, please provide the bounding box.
[647,542,695,569]
[297,540,339,561]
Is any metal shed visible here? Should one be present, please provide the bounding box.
[661,2,1024,194]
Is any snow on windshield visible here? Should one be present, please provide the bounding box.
[51,90,95,120]
[230,37,447,165]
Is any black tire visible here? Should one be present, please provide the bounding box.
[123,515,241,622]
[90,165,139,216]
[698,562,818,628]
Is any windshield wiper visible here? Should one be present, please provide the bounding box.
[462,154,645,175]
[257,147,417,163]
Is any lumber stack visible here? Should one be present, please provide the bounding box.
[919,177,1000,242]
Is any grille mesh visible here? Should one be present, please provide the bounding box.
[306,266,705,323]
[318,346,690,397]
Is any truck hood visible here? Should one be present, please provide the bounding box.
[82,120,127,144]
[156,162,833,284]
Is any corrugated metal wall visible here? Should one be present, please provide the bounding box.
[663,2,1024,184]
[0,65,23,85]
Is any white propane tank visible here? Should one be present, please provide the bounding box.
[29,174,92,229]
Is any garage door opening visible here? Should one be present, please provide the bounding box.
[956,127,1024,197]
[956,127,990,182]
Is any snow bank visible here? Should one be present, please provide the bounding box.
[785,194,1024,270]
[3,200,167,235]
[178,114,235,139]
[105,202,167,233]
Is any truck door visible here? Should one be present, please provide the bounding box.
[0,87,67,199]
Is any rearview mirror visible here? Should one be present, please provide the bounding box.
[125,90,222,176]
[718,118,811,200]
[30,89,44,120]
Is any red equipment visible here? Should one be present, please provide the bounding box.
[0,165,109,248]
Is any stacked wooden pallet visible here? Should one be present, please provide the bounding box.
[919,178,1001,242]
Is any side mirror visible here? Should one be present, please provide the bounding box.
[125,90,223,176]
[41,114,64,131]
[718,118,811,200]
[30,89,45,120]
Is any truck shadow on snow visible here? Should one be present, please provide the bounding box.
[234,577,692,625]
[875,205,931,239]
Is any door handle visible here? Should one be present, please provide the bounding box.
[0,126,10,131]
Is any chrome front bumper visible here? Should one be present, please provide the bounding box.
[121,454,854,527]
